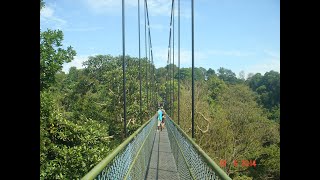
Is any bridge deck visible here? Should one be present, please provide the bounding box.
[146,126,180,180]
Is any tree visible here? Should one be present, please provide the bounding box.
[40,91,113,179]
[269,105,280,123]
[261,71,280,109]
[247,73,262,91]
[239,70,245,80]
[40,0,45,10]
[217,67,238,84]
[178,82,280,179]
[179,68,192,80]
[207,75,227,101]
[247,71,280,110]
[207,68,216,77]
[195,67,207,81]
[40,29,76,91]
[246,73,254,81]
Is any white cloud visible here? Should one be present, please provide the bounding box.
[147,0,190,18]
[208,50,255,57]
[62,55,93,73]
[61,49,279,76]
[151,47,259,68]
[84,0,189,17]
[150,24,165,31]
[84,0,121,13]
[41,6,54,18]
[150,47,265,71]
[141,23,166,31]
[83,0,139,13]
[263,49,280,59]
[146,0,171,16]
[152,47,206,68]
[65,27,104,32]
[244,58,280,75]
[243,49,280,74]
[40,5,67,29]
[150,47,280,77]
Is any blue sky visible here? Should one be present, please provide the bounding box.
[40,0,279,78]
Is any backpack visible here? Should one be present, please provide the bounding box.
[161,109,166,118]
[157,109,163,120]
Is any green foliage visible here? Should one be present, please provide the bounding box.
[40,0,45,11]
[40,1,158,178]
[207,75,227,101]
[233,175,253,180]
[40,29,76,91]
[246,70,280,129]
[178,81,280,180]
[217,67,238,84]
[175,67,207,81]
[40,51,280,179]
[247,71,280,110]
[269,105,280,123]
[40,1,279,179]
[40,91,113,179]
[178,68,192,80]
[40,10,279,177]
[207,68,216,77]
[238,70,246,81]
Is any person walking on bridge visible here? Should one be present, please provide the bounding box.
[157,107,163,132]
[161,107,166,130]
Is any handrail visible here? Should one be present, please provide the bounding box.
[168,115,232,180]
[82,114,157,180]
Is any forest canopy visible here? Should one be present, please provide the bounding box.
[40,0,279,179]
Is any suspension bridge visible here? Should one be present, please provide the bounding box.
[81,0,232,179]
[82,115,231,180]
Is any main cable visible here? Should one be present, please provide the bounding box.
[122,0,127,137]
[138,0,142,125]
[178,0,180,125]
[145,0,154,111]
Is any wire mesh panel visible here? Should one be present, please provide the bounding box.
[93,117,157,180]
[166,115,228,180]
[126,119,157,180]
[167,119,193,180]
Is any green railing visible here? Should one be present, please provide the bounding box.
[82,115,157,180]
[166,115,232,180]
[82,114,231,180]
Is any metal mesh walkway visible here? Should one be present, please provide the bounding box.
[82,115,231,180]
[146,127,180,180]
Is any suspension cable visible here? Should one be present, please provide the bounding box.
[145,0,154,111]
[149,42,151,110]
[167,0,174,116]
[144,0,148,110]
[172,0,175,120]
[167,44,170,112]
[122,0,127,137]
[191,0,195,138]
[138,0,142,125]
[178,0,180,125]
[169,35,172,116]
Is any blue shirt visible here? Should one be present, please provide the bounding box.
[157,109,163,121]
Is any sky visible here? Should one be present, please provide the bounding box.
[40,0,280,78]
